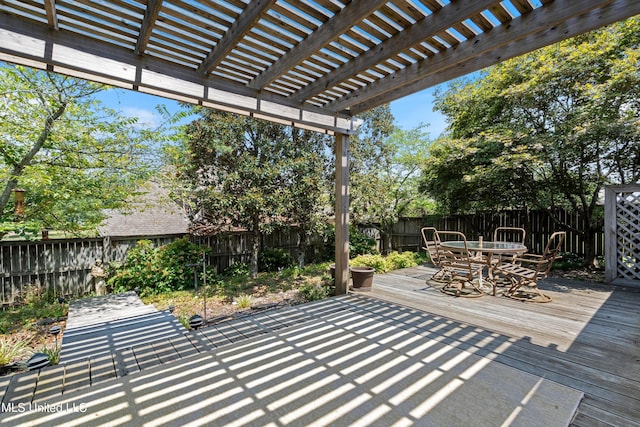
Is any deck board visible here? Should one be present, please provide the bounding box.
[362,266,640,427]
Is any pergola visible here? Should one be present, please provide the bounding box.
[1,0,638,293]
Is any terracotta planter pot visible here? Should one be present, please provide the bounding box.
[350,266,375,290]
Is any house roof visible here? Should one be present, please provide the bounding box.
[97,182,190,237]
[1,1,638,134]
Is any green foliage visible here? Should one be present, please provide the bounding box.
[386,251,428,269]
[37,345,60,366]
[351,122,434,252]
[177,313,191,330]
[0,291,66,335]
[298,283,332,302]
[351,254,388,272]
[349,227,378,258]
[177,110,331,277]
[553,252,586,270]
[280,265,302,279]
[221,262,251,278]
[350,251,427,273]
[424,18,640,264]
[0,64,155,237]
[258,248,295,272]
[107,238,207,296]
[0,336,29,365]
[235,294,252,309]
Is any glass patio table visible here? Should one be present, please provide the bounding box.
[439,241,527,295]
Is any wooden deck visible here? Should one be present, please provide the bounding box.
[365,265,640,427]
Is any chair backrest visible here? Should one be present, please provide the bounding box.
[493,227,526,244]
[420,227,441,265]
[536,231,566,278]
[434,230,475,278]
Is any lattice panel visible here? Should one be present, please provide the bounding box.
[615,191,640,281]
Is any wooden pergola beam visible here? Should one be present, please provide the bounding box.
[197,0,276,74]
[334,133,350,295]
[0,14,358,134]
[248,0,388,90]
[335,0,639,114]
[135,0,163,55]
[293,0,496,104]
[43,0,58,30]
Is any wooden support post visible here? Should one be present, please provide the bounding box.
[335,133,350,295]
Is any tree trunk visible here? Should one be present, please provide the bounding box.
[249,229,260,278]
[583,226,600,268]
[378,231,388,255]
[297,230,307,268]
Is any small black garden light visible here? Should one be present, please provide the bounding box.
[27,353,50,371]
[189,314,204,330]
[50,325,61,349]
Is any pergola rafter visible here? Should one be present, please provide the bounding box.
[0,0,638,293]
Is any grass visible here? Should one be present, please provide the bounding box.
[0,336,29,366]
[235,294,252,309]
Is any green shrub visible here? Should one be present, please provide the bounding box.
[553,252,585,270]
[349,226,378,258]
[108,238,208,296]
[350,254,388,273]
[0,336,29,366]
[350,251,427,273]
[258,248,294,272]
[235,294,252,309]
[385,251,427,270]
[298,283,332,302]
[280,266,302,279]
[221,262,250,278]
[311,225,377,262]
[38,345,60,365]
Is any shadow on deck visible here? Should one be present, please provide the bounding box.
[367,264,640,426]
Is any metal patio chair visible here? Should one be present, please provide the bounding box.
[433,230,484,298]
[421,227,447,282]
[495,231,566,303]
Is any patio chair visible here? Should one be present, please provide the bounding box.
[491,226,527,285]
[420,227,447,282]
[495,231,566,303]
[433,230,484,298]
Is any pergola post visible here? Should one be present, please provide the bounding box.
[335,132,350,295]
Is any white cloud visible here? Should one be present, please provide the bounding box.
[122,107,160,128]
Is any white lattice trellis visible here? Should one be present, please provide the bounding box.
[605,184,640,287]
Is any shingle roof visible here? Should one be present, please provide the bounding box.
[97,182,190,237]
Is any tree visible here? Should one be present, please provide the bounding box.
[423,18,640,266]
[352,123,432,253]
[181,109,330,276]
[286,129,331,267]
[0,64,153,238]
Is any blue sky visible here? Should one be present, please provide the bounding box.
[95,85,451,139]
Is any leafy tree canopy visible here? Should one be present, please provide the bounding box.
[422,17,640,264]
[178,109,331,275]
[0,64,155,239]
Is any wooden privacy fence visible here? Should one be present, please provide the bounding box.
[0,235,183,306]
[1,208,608,305]
[0,229,302,306]
[365,209,605,257]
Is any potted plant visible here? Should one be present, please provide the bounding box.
[350,266,375,290]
